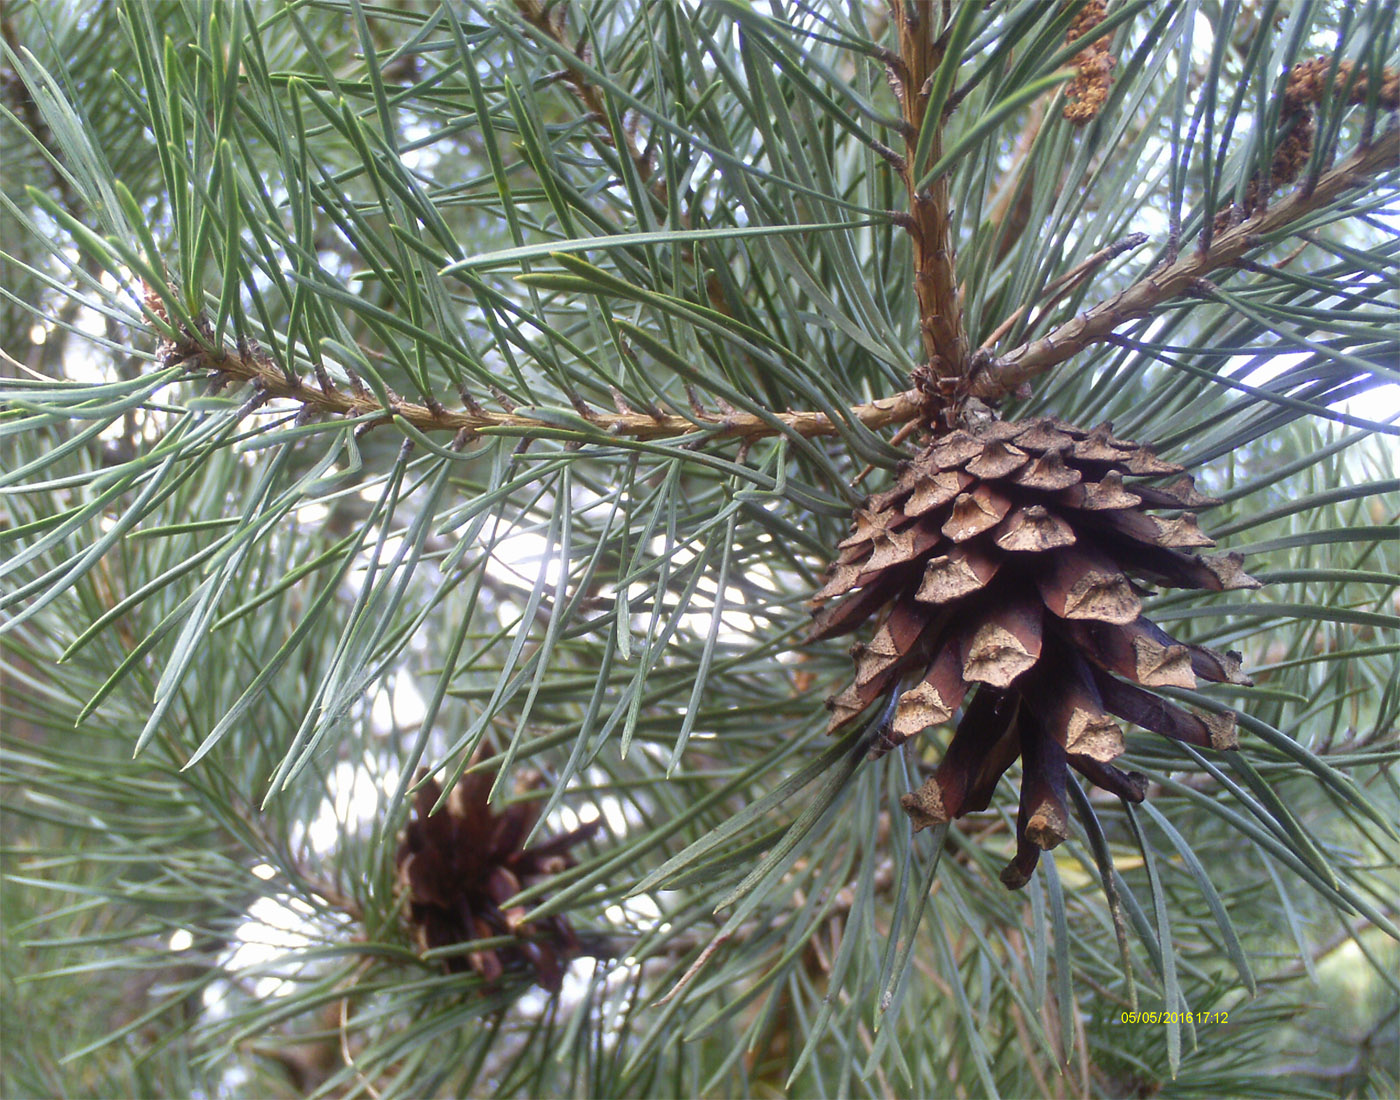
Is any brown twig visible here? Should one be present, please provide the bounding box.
[166,330,928,443]
[979,232,1149,350]
[166,119,1394,451]
[145,57,1392,451]
[967,126,1400,400]
[889,2,969,398]
[170,106,1395,448]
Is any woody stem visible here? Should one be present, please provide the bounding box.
[892,1,969,398]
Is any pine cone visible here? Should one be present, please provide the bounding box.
[395,767,598,990]
[809,416,1259,889]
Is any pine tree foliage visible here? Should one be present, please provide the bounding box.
[1,1,1397,1096]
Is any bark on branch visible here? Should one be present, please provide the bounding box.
[172,336,928,444]
[967,126,1400,400]
[165,127,1393,449]
[890,2,969,391]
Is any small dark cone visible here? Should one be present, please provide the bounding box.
[809,416,1258,888]
[395,767,599,990]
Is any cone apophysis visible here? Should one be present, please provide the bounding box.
[809,409,1259,888]
[395,767,598,991]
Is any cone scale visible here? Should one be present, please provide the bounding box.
[809,416,1258,888]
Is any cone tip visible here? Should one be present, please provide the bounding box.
[1206,711,1239,751]
[900,778,950,832]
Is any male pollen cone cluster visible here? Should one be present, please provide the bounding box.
[808,414,1259,888]
[1062,0,1116,126]
[396,767,598,991]
[1218,57,1400,229]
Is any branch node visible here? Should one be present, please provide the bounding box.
[610,385,636,416]
[489,384,519,413]
[870,139,907,172]
[458,385,485,416]
[684,382,715,421]
[354,415,391,440]
[567,390,596,421]
[871,42,899,66]
[236,386,269,421]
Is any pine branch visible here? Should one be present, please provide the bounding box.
[978,231,1149,350]
[169,108,1396,452]
[510,2,756,342]
[6,7,1399,1090]
[166,327,928,442]
[513,0,663,204]
[888,1,970,395]
[968,124,1400,400]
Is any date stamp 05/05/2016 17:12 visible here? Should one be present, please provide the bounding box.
[1119,1011,1229,1024]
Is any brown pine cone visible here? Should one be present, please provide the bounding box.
[396,767,598,990]
[809,416,1258,888]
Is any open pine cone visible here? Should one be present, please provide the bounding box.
[809,414,1259,888]
[395,767,598,990]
